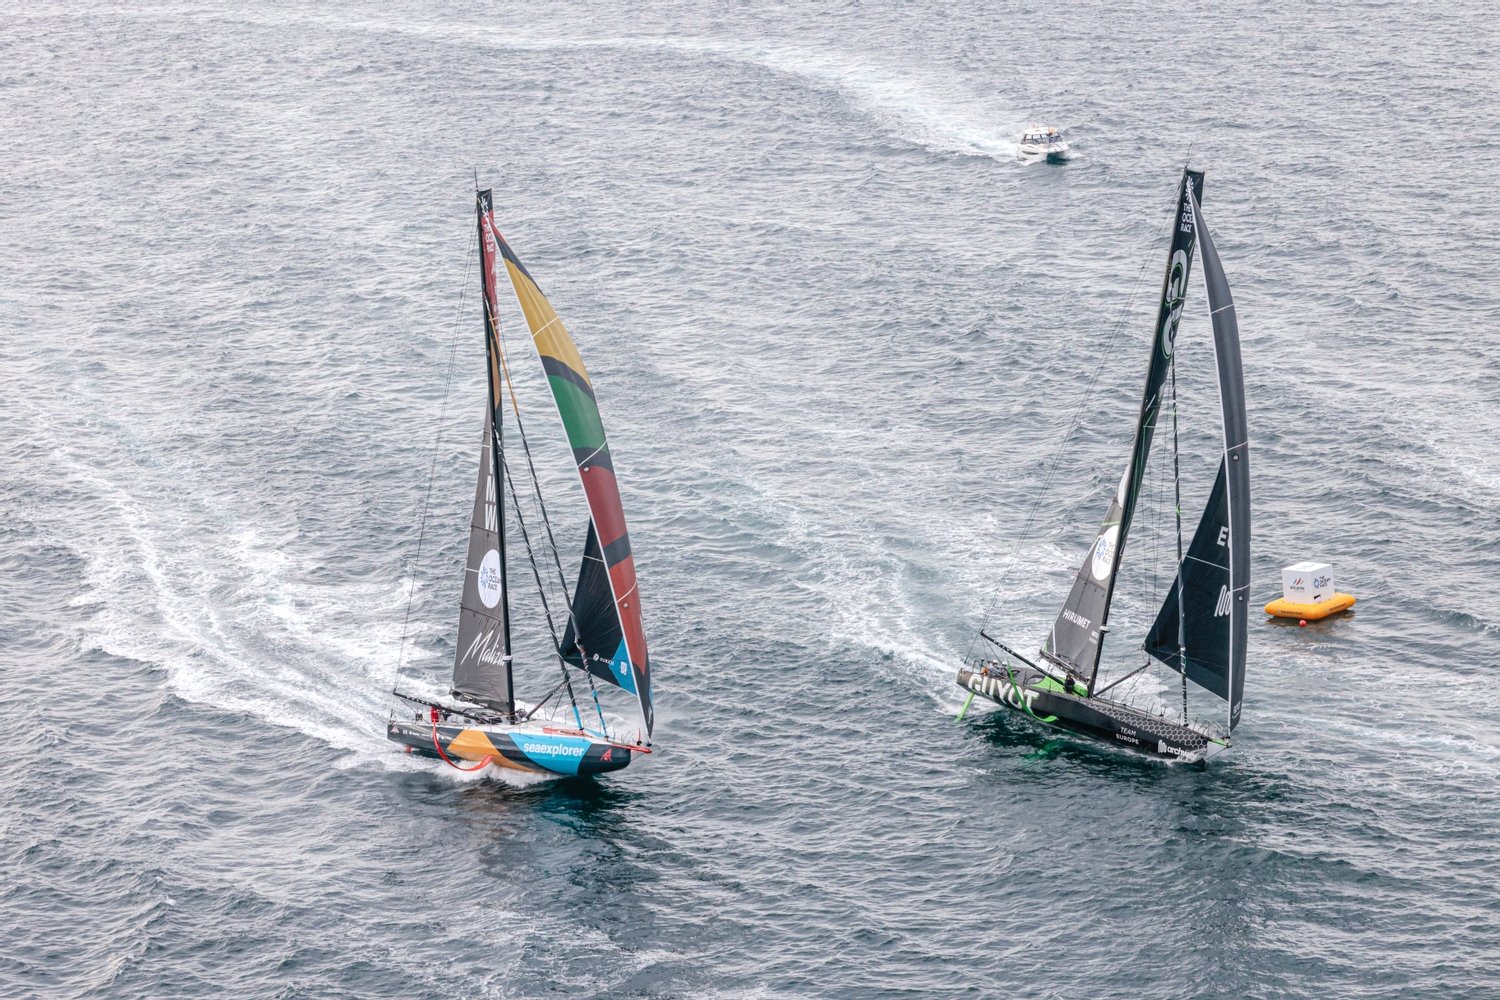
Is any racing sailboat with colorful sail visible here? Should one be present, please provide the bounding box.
[957,169,1249,763]
[387,189,653,777]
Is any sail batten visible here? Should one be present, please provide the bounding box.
[1044,170,1205,687]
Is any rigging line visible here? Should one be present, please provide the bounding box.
[498,450,584,728]
[395,233,476,690]
[1169,338,1188,724]
[1148,428,1162,621]
[498,452,564,650]
[963,181,1184,667]
[1093,661,1150,698]
[493,307,588,660]
[584,668,608,737]
[521,676,569,721]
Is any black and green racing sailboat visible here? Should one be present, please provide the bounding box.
[387,189,654,777]
[957,170,1249,763]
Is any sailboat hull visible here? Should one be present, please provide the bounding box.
[386,719,642,777]
[957,667,1219,763]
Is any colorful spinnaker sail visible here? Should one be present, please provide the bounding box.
[485,212,653,736]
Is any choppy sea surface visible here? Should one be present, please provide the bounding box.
[5,3,1500,997]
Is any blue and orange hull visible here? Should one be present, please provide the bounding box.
[387,719,645,777]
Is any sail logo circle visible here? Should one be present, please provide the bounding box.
[1160,249,1189,357]
[1090,526,1119,581]
[478,549,503,608]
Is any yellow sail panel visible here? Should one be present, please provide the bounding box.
[501,257,592,390]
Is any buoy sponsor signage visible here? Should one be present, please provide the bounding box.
[1281,561,1334,604]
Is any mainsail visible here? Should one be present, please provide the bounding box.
[491,216,654,735]
[1044,170,1205,687]
[451,191,514,711]
[1145,186,1250,730]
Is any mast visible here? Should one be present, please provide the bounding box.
[1043,170,1205,691]
[478,191,515,713]
[450,190,516,714]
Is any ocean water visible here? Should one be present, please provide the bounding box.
[4,2,1499,997]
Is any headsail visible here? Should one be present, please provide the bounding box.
[451,191,514,711]
[1143,462,1231,699]
[1145,186,1249,729]
[558,522,630,692]
[493,226,653,735]
[1044,170,1205,687]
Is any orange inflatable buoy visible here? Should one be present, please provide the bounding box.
[1265,593,1356,621]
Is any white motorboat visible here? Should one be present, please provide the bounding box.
[1018,125,1070,161]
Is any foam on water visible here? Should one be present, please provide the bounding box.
[7,3,1500,997]
[46,434,415,765]
[660,38,1026,161]
[118,5,1027,163]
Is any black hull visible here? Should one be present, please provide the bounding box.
[957,668,1220,763]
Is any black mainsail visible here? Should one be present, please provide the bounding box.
[1144,187,1249,730]
[449,191,514,712]
[1044,170,1205,688]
